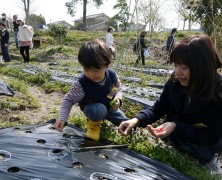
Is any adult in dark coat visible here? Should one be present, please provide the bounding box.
[118,34,222,171]
[134,31,147,67]
[0,22,11,62]
[166,28,177,56]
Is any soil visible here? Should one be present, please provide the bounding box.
[0,84,80,126]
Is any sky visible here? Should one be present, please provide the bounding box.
[0,0,198,29]
[0,0,119,24]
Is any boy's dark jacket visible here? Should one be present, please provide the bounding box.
[135,78,222,146]
[78,68,117,110]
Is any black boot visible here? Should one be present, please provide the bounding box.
[134,60,139,67]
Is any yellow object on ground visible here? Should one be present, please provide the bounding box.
[85,119,101,141]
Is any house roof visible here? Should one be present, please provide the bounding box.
[74,13,110,22]
[87,21,107,28]
[47,20,72,27]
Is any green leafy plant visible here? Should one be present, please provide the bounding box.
[49,24,68,42]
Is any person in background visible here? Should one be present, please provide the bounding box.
[0,22,11,63]
[106,26,116,60]
[0,13,10,29]
[55,39,128,141]
[166,28,177,57]
[17,18,34,63]
[118,34,222,173]
[12,15,19,48]
[134,31,147,67]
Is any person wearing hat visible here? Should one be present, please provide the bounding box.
[17,18,34,63]
[0,22,11,62]
[0,13,10,29]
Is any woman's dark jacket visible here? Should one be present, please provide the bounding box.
[135,78,222,146]
[133,35,147,52]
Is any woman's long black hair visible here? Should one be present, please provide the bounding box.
[170,34,222,101]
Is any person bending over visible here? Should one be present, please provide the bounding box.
[55,39,128,141]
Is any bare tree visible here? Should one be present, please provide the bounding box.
[174,0,200,30]
[20,0,35,24]
[137,0,166,32]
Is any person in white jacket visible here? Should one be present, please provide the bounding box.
[106,26,116,60]
[17,18,34,63]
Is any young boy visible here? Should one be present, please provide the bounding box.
[0,22,11,63]
[55,39,128,141]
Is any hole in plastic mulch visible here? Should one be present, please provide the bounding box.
[52,149,63,153]
[72,161,83,168]
[124,168,136,174]
[48,126,55,130]
[0,153,6,160]
[0,150,11,161]
[13,127,20,130]
[7,166,21,173]
[98,153,109,160]
[90,172,118,180]
[36,139,46,144]
[25,130,32,133]
[63,133,80,139]
[63,134,73,138]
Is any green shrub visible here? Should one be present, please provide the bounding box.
[49,24,68,41]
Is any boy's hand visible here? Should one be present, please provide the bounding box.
[110,98,120,110]
[55,120,65,132]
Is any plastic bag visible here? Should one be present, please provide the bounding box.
[110,45,115,53]
[144,49,149,57]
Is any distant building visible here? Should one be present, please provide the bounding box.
[74,13,110,31]
[127,23,146,31]
[38,24,49,30]
[47,20,73,29]
[74,13,147,31]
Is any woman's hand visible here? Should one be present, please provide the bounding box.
[147,122,176,139]
[55,120,65,132]
[118,118,139,136]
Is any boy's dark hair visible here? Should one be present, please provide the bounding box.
[78,39,112,69]
[170,34,222,101]
[171,28,177,34]
[107,26,114,33]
